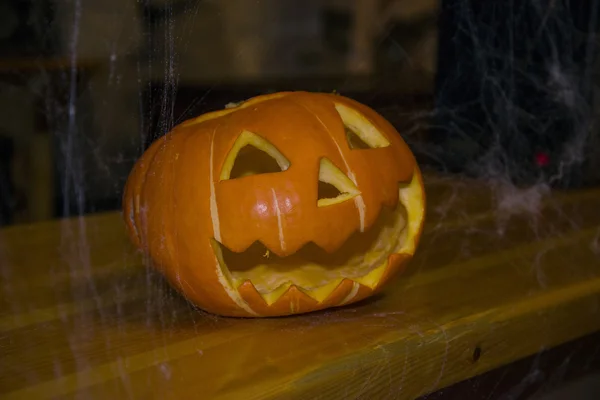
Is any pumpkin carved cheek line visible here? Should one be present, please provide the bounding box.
[206,127,258,316]
[208,127,222,242]
[125,138,163,248]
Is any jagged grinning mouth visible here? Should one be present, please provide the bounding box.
[210,189,410,306]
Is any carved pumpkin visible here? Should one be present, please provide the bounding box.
[123,91,425,317]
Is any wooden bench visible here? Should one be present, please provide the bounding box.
[1,171,599,399]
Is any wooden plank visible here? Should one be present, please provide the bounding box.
[418,330,600,400]
[1,177,599,399]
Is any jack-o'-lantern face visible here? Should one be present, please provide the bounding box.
[123,91,425,317]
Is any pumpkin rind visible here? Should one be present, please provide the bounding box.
[123,91,426,317]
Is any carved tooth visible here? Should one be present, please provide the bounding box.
[302,278,346,303]
[238,278,346,306]
[234,254,412,315]
[319,278,356,308]
[255,281,294,306]
[339,281,374,307]
[237,279,269,310]
[339,281,361,305]
[234,253,410,310]
[238,277,372,314]
[270,285,320,315]
[238,282,320,316]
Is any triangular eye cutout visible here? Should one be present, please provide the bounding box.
[334,103,391,149]
[220,130,290,180]
[317,158,361,207]
[345,127,372,149]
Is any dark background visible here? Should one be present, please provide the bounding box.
[0,0,599,218]
[2,0,600,227]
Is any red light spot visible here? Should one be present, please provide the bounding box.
[535,151,550,167]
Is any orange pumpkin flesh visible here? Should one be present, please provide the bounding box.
[123,91,426,317]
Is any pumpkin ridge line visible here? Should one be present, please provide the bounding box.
[208,127,221,242]
[271,188,286,251]
[136,137,166,246]
[168,133,192,291]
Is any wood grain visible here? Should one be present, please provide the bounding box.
[1,173,599,399]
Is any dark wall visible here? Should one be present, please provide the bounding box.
[432,0,600,188]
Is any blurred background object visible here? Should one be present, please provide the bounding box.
[431,0,600,188]
[0,0,599,228]
[0,0,441,227]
